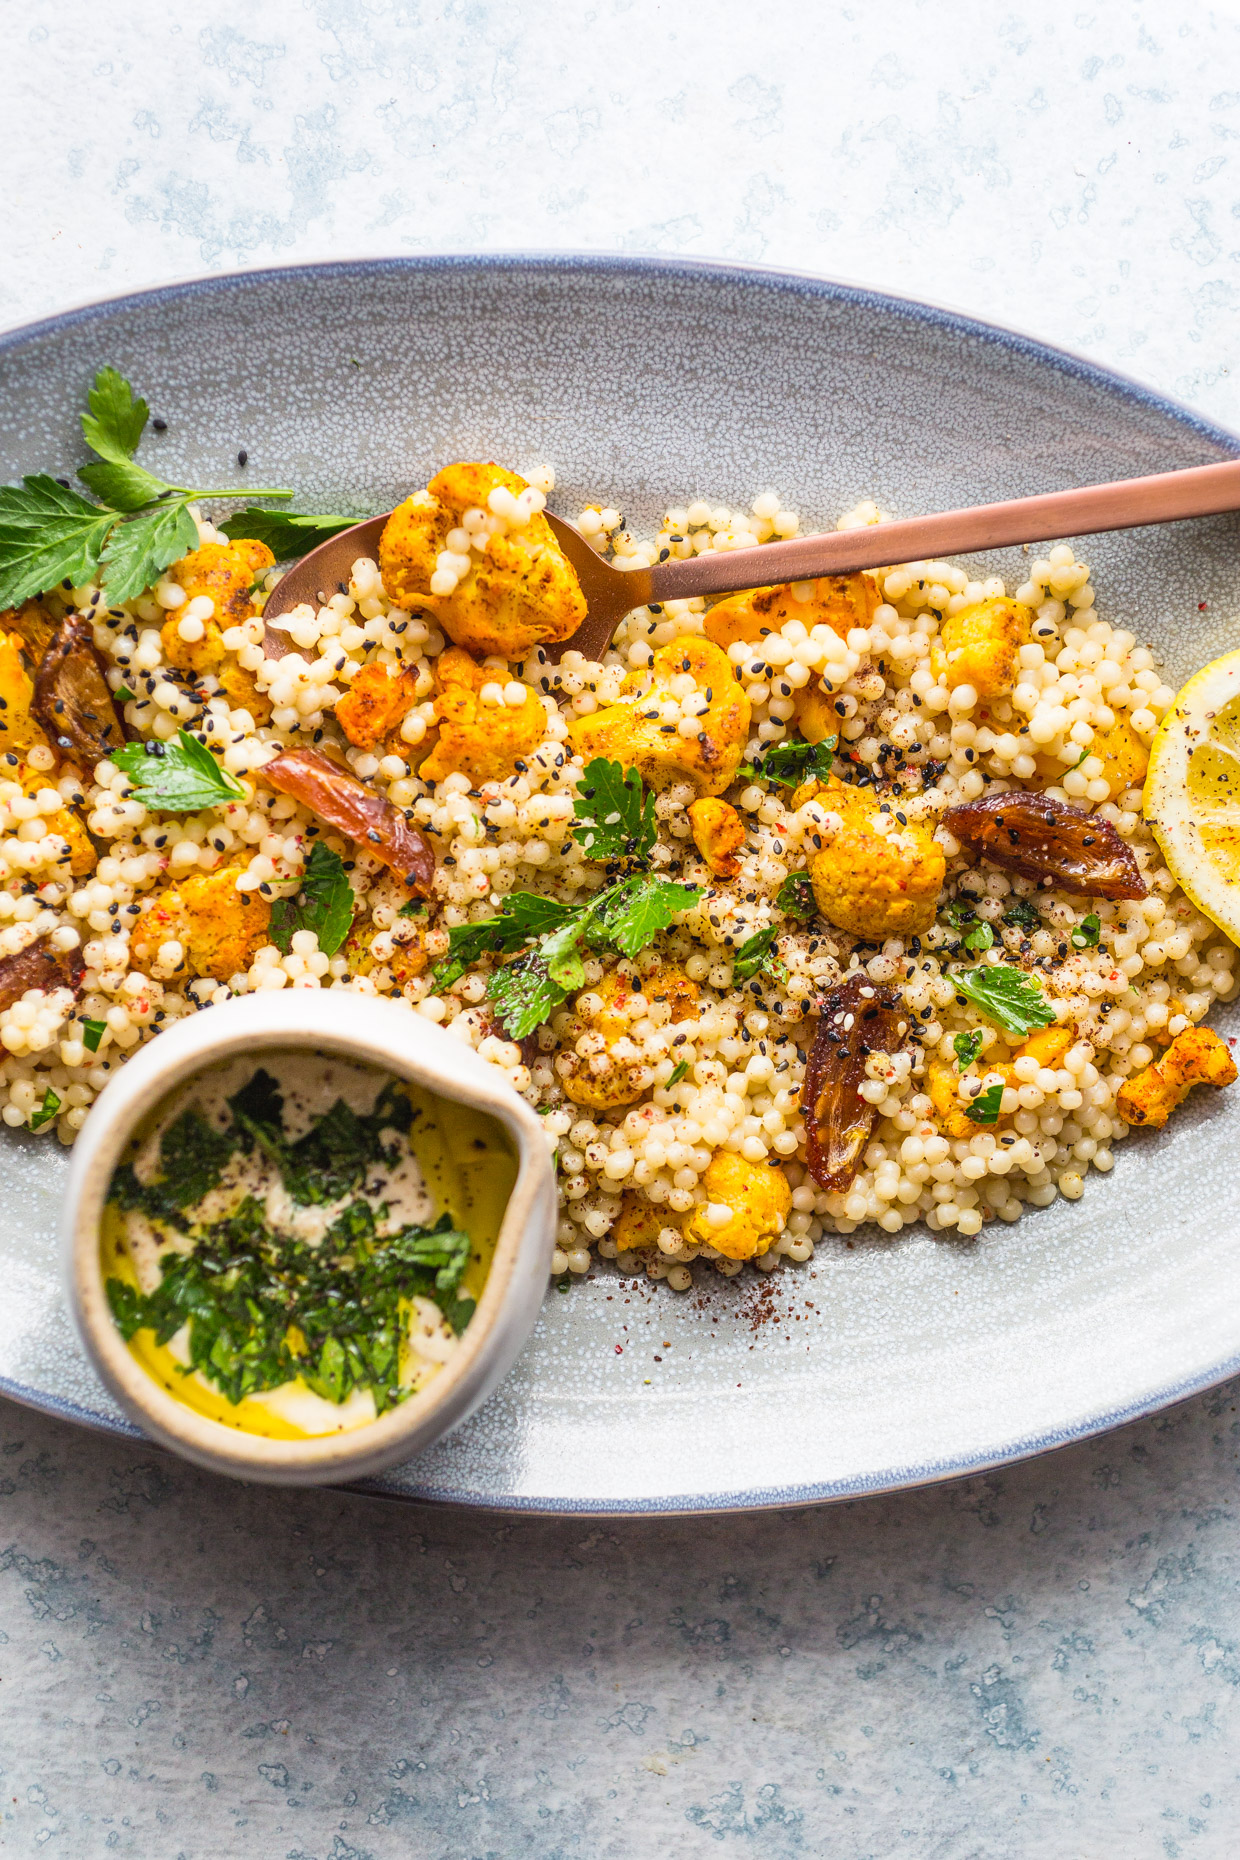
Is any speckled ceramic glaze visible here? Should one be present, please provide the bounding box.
[2,255,1239,1514]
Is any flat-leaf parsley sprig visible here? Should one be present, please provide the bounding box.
[113,728,246,813]
[952,962,1056,1039]
[0,366,299,609]
[433,758,702,1038]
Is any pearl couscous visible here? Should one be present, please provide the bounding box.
[2,465,1236,1298]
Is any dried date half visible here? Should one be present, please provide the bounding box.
[0,934,84,1012]
[803,972,908,1193]
[262,747,436,894]
[942,791,1147,901]
[32,614,128,770]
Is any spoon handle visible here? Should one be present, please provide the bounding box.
[645,457,1240,604]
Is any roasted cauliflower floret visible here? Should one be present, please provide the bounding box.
[808,773,945,939]
[335,661,421,754]
[930,1025,1076,1140]
[1,758,93,878]
[0,631,49,758]
[419,647,547,786]
[162,538,275,722]
[342,913,429,991]
[929,596,1031,698]
[1116,1025,1237,1128]
[682,1152,792,1261]
[379,462,586,661]
[557,965,698,1110]
[689,796,744,877]
[130,865,271,981]
[705,573,880,653]
[568,638,750,798]
[611,1194,683,1257]
[1088,714,1148,800]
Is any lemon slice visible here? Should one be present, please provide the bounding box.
[1144,647,1240,944]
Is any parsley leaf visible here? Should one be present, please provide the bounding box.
[81,1017,107,1055]
[99,497,201,604]
[589,874,701,959]
[78,457,172,512]
[30,1086,61,1132]
[953,963,1056,1038]
[733,924,781,982]
[667,1058,690,1087]
[1002,899,1041,931]
[269,842,356,956]
[220,508,360,557]
[0,476,116,608]
[775,871,816,920]
[397,898,426,918]
[1071,912,1101,950]
[963,920,995,952]
[430,894,579,991]
[953,1029,984,1069]
[487,951,564,1040]
[966,1082,1005,1125]
[742,734,837,787]
[81,365,149,464]
[113,728,245,813]
[572,758,657,863]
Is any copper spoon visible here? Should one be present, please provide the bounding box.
[260,457,1240,664]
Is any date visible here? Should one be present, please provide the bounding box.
[942,791,1147,901]
[803,972,908,1193]
[262,747,436,893]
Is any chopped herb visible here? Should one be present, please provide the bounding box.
[571,758,657,863]
[667,1059,690,1087]
[732,924,782,983]
[269,841,355,957]
[109,1106,234,1222]
[220,508,361,558]
[953,1029,984,1069]
[29,1086,61,1132]
[1071,912,1101,950]
[113,727,245,812]
[588,873,701,960]
[81,1017,107,1054]
[113,683,136,705]
[775,872,816,920]
[741,734,837,787]
[963,920,995,952]
[397,898,426,918]
[486,950,565,1041]
[966,1082,1005,1125]
[953,963,1056,1038]
[1002,899,1042,931]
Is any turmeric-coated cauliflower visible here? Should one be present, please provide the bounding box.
[929,596,1031,698]
[0,631,48,759]
[379,462,586,661]
[568,638,750,798]
[130,865,271,981]
[808,773,945,940]
[1116,1025,1237,1128]
[419,647,547,786]
[0,757,93,878]
[335,661,421,754]
[929,1024,1076,1140]
[681,1152,792,1261]
[705,573,880,653]
[556,964,698,1110]
[688,796,744,877]
[1087,714,1149,800]
[163,538,275,722]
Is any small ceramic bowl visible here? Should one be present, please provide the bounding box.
[63,993,556,1485]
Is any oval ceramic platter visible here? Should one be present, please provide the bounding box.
[1,256,1239,1514]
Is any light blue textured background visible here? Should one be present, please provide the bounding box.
[4,3,1240,1854]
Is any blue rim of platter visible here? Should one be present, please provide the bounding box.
[2,252,1239,1515]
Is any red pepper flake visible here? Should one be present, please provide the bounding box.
[1199,602,1209,611]
[615,1345,623,1354]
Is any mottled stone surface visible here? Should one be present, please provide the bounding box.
[6,0,1240,1851]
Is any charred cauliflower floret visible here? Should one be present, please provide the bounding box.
[807,773,945,940]
[130,865,271,981]
[929,596,1031,698]
[378,462,586,661]
[557,965,698,1110]
[1116,1026,1237,1128]
[335,661,421,754]
[688,796,744,877]
[682,1152,792,1261]
[705,573,880,653]
[568,638,750,798]
[163,538,275,721]
[0,631,49,758]
[0,600,57,663]
[419,647,547,786]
